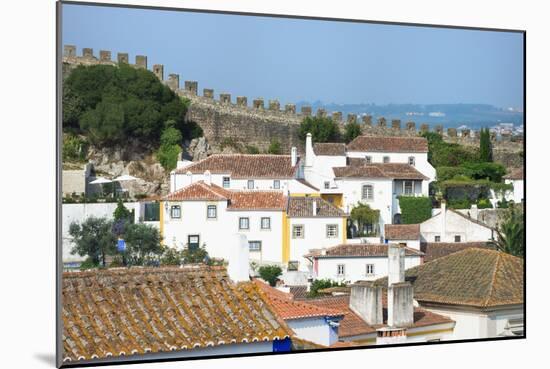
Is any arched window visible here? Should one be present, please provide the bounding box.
[362,184,374,200]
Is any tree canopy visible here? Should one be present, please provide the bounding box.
[299,116,341,143]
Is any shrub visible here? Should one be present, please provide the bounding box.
[344,121,362,143]
[160,246,184,266]
[447,198,473,209]
[258,265,282,287]
[181,247,209,264]
[462,162,506,182]
[398,196,432,224]
[477,198,493,209]
[62,134,88,162]
[245,145,260,154]
[307,279,346,298]
[157,143,181,171]
[298,116,340,143]
[113,199,132,222]
[267,139,282,154]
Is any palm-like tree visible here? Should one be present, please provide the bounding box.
[493,205,524,257]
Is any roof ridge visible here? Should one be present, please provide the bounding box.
[484,251,503,307]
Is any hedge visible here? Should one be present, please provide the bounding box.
[398,196,432,224]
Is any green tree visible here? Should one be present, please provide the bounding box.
[160,246,184,266]
[156,126,183,171]
[267,139,282,154]
[493,205,524,257]
[350,203,380,236]
[113,199,132,222]
[479,127,493,162]
[258,265,282,286]
[307,279,347,298]
[69,217,117,267]
[123,223,163,265]
[344,121,362,143]
[299,116,340,143]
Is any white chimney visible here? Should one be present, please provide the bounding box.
[186,170,193,187]
[440,200,447,242]
[204,170,211,186]
[387,243,414,328]
[170,170,176,192]
[228,234,250,283]
[349,282,383,325]
[312,199,317,216]
[469,204,478,220]
[388,244,405,285]
[291,147,298,167]
[305,133,314,167]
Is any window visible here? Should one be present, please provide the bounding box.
[454,235,461,242]
[365,156,372,164]
[326,224,339,238]
[292,225,304,238]
[239,217,250,230]
[403,181,414,196]
[435,235,441,242]
[170,205,181,219]
[261,217,271,230]
[247,180,255,189]
[408,156,416,166]
[222,176,230,188]
[337,264,345,276]
[249,241,262,252]
[383,156,390,163]
[324,181,330,189]
[206,205,217,219]
[273,180,280,189]
[362,184,374,200]
[366,264,375,275]
[188,235,200,250]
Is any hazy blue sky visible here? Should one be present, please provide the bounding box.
[62,3,524,108]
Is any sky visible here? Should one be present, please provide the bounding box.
[62,3,524,109]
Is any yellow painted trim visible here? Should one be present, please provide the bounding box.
[159,201,164,240]
[282,212,290,263]
[406,328,455,337]
[342,217,347,244]
[290,193,320,197]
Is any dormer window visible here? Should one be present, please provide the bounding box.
[383,156,390,163]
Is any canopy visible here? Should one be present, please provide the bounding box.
[89,177,112,184]
[113,174,138,182]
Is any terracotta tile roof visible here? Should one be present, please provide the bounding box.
[175,154,298,179]
[384,224,421,240]
[333,163,428,180]
[306,295,453,338]
[504,167,524,180]
[254,280,344,321]
[227,191,286,211]
[306,244,424,258]
[347,135,429,153]
[313,143,346,156]
[286,197,347,218]
[420,242,493,263]
[375,248,524,308]
[289,285,309,299]
[62,267,291,362]
[162,181,230,201]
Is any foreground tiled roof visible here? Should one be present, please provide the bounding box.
[306,295,453,338]
[286,196,347,217]
[227,191,287,211]
[420,242,492,263]
[347,135,429,153]
[333,163,428,180]
[162,181,230,201]
[62,267,291,363]
[289,285,309,299]
[175,154,298,178]
[384,224,421,240]
[254,280,344,320]
[306,244,424,258]
[504,167,524,180]
[375,248,524,308]
[313,143,346,156]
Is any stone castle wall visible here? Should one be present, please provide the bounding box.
[62,45,521,155]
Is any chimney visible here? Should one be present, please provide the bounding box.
[469,204,478,220]
[186,170,193,187]
[305,133,314,167]
[204,170,211,186]
[228,234,250,283]
[312,199,317,216]
[387,243,414,328]
[440,200,447,242]
[349,282,383,325]
[291,147,298,167]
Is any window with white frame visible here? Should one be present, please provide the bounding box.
[222,176,230,188]
[273,180,280,189]
[383,156,390,163]
[248,241,262,252]
[239,217,250,230]
[365,156,372,164]
[408,156,415,166]
[403,181,414,196]
[247,180,255,189]
[362,184,374,200]
[292,225,304,238]
[337,264,345,276]
[261,217,271,230]
[435,235,441,242]
[326,224,338,238]
[170,205,181,219]
[324,181,330,189]
[366,264,375,275]
[206,205,217,219]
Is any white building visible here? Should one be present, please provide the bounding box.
[503,167,524,204]
[420,201,495,243]
[306,243,424,283]
[384,224,421,249]
[398,248,524,339]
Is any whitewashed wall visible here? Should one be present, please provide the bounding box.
[304,154,347,191]
[287,317,339,346]
[505,179,524,203]
[313,255,422,283]
[420,208,494,243]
